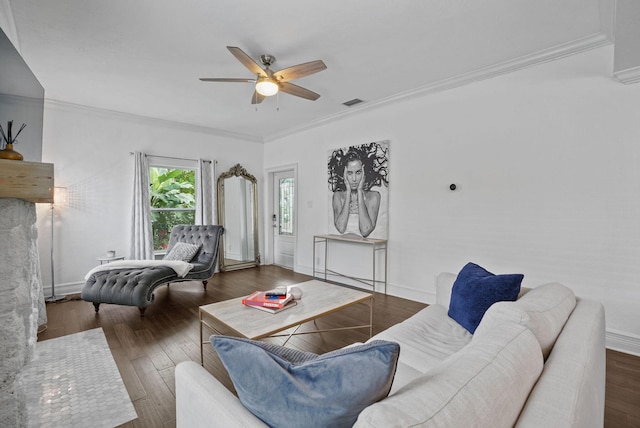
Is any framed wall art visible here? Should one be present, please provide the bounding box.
[327,140,389,239]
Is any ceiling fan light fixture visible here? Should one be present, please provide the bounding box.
[200,47,325,103]
[255,77,279,96]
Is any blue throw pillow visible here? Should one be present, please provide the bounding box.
[211,336,400,428]
[447,262,523,334]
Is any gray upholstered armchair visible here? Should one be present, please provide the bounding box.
[81,225,224,316]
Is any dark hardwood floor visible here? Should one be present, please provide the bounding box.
[606,349,640,427]
[39,265,639,427]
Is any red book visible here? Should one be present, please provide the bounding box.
[242,291,293,309]
[246,300,297,314]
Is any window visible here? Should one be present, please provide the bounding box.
[278,177,295,236]
[149,166,196,251]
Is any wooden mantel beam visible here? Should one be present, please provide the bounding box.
[0,159,53,203]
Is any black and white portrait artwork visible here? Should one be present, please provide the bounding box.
[327,140,389,239]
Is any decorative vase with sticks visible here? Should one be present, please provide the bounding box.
[0,120,26,160]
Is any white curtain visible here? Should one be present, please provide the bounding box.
[196,159,215,225]
[130,152,154,260]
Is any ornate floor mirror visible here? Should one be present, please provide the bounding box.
[217,164,260,271]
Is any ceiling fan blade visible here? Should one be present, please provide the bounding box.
[227,46,266,77]
[279,82,321,101]
[251,91,265,104]
[199,78,256,82]
[273,60,327,82]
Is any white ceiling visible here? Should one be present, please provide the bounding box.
[7,0,612,142]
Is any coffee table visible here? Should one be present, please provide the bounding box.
[199,280,374,364]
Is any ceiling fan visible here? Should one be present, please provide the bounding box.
[200,46,327,104]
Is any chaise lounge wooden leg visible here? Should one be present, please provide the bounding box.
[202,280,208,290]
[138,307,146,317]
[93,302,100,313]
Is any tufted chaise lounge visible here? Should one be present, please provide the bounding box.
[81,225,224,316]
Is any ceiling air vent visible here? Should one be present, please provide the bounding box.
[342,98,363,107]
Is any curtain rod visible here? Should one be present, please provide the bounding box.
[129,152,214,164]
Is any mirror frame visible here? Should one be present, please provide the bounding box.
[217,164,260,272]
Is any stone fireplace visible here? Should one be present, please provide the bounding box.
[0,160,52,427]
[0,199,47,426]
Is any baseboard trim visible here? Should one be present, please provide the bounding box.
[294,265,432,303]
[43,281,84,298]
[62,265,640,357]
[606,329,640,357]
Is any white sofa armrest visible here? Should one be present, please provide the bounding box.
[175,361,267,428]
[435,272,457,309]
[515,299,606,428]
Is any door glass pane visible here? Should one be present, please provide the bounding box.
[279,177,294,236]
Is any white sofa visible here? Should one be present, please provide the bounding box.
[175,273,605,427]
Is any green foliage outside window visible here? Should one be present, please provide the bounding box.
[149,167,196,250]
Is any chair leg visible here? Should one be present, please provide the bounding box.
[93,302,100,313]
[202,280,208,290]
[138,307,146,317]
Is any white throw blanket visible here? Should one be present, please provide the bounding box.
[84,260,194,280]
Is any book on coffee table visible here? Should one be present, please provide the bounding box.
[246,300,297,314]
[242,290,293,309]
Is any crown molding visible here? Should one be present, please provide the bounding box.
[613,65,640,84]
[40,32,612,145]
[44,99,263,143]
[0,92,43,106]
[265,33,611,143]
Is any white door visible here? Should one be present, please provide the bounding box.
[272,170,295,269]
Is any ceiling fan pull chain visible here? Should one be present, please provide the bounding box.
[277,92,280,112]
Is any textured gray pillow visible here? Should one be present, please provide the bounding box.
[163,242,200,262]
[474,282,576,360]
[211,336,400,428]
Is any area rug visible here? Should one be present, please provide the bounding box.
[22,327,137,427]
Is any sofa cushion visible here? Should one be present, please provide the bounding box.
[354,321,543,428]
[475,282,576,360]
[447,262,523,333]
[211,336,400,428]
[369,304,472,393]
[163,242,201,262]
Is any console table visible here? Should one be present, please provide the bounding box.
[313,234,387,294]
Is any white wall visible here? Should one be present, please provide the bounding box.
[264,45,640,351]
[38,101,263,295]
[36,44,640,354]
